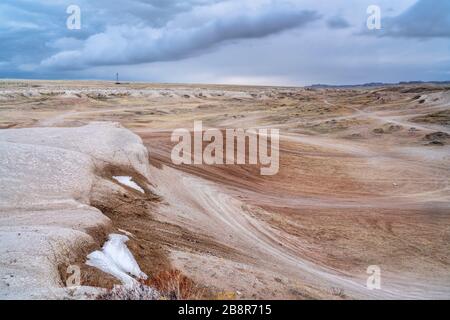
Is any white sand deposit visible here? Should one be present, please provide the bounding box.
[0,122,151,299]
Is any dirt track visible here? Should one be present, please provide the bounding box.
[1,80,449,299]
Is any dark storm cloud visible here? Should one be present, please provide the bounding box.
[0,4,53,72]
[0,0,227,70]
[380,0,450,38]
[79,0,224,29]
[41,2,321,70]
[1,0,449,85]
[326,16,350,29]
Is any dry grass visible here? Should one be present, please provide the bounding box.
[95,269,206,300]
[145,269,206,300]
[96,283,160,300]
[330,287,347,299]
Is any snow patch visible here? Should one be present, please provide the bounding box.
[118,228,134,238]
[86,234,147,286]
[113,176,144,193]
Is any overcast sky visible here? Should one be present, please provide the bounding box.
[0,0,449,86]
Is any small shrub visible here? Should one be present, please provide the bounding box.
[145,269,205,300]
[330,287,346,299]
[96,283,160,300]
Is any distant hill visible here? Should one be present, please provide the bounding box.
[307,81,450,89]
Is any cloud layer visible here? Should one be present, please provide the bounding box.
[380,0,450,38]
[326,16,350,29]
[41,2,320,69]
[0,0,449,85]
